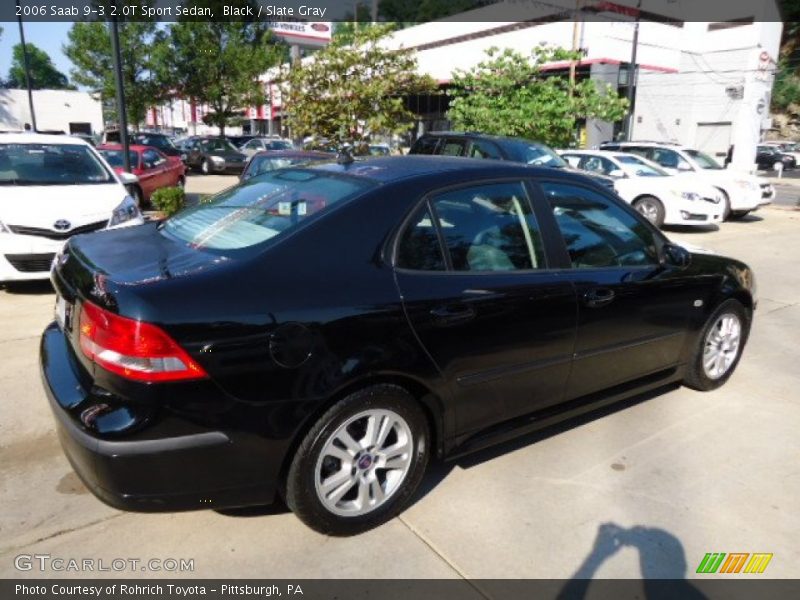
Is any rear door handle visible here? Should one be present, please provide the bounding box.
[430,304,476,326]
[583,288,616,308]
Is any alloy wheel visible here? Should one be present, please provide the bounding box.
[703,312,742,379]
[636,199,660,224]
[314,409,413,517]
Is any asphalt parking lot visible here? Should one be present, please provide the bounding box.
[1,175,798,580]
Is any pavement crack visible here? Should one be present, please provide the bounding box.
[0,513,123,556]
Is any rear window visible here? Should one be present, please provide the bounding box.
[0,143,114,185]
[162,169,375,250]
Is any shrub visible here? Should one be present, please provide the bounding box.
[150,186,185,217]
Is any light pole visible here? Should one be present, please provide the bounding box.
[624,0,642,141]
[16,0,37,131]
[109,15,131,172]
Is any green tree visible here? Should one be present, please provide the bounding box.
[63,21,166,127]
[7,43,74,90]
[161,0,283,136]
[280,24,437,150]
[447,46,629,147]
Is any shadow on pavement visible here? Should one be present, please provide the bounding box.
[1,280,54,295]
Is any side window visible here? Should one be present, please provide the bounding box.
[469,140,502,160]
[578,155,616,176]
[541,182,659,268]
[562,154,581,168]
[142,150,160,167]
[431,182,545,271]
[650,148,690,170]
[410,136,440,155]
[396,203,446,271]
[440,139,467,157]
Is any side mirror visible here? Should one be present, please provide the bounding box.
[118,172,139,185]
[677,161,693,172]
[609,169,625,178]
[661,242,691,268]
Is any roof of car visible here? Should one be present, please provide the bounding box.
[0,132,91,145]
[419,131,547,146]
[98,143,149,152]
[307,154,596,185]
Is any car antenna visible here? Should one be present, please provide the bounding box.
[337,143,355,165]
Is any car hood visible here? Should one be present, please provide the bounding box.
[0,183,128,228]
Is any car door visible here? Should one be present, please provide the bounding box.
[141,149,166,195]
[394,180,578,436]
[535,180,699,400]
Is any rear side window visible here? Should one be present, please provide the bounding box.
[396,203,446,271]
[440,139,467,157]
[469,140,502,160]
[410,136,440,155]
[431,182,545,271]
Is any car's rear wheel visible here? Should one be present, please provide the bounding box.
[633,196,665,228]
[717,188,732,221]
[201,159,210,175]
[684,299,750,391]
[177,176,186,189]
[285,385,430,535]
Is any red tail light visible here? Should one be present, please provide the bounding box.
[78,301,207,383]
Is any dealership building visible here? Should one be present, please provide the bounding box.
[0,89,103,136]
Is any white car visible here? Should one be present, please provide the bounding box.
[0,133,144,283]
[599,141,772,219]
[240,137,295,157]
[560,150,724,228]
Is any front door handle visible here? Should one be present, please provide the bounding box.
[583,288,616,308]
[430,304,476,326]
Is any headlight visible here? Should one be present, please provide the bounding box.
[0,220,10,234]
[672,190,700,201]
[108,196,141,227]
[209,155,225,164]
[734,180,756,191]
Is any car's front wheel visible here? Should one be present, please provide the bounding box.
[633,196,665,228]
[684,299,750,391]
[285,385,430,535]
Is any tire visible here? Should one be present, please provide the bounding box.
[729,210,751,220]
[683,299,750,391]
[718,188,732,221]
[177,176,186,189]
[131,185,144,209]
[633,196,665,228]
[285,384,430,536]
[201,159,210,175]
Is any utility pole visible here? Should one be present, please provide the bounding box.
[16,0,37,131]
[371,0,379,23]
[624,0,642,141]
[569,0,582,93]
[109,16,131,172]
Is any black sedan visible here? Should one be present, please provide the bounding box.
[755,145,796,171]
[184,136,248,174]
[42,157,755,535]
[130,133,184,160]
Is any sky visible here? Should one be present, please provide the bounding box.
[0,21,75,84]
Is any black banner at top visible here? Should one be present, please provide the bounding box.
[0,0,792,23]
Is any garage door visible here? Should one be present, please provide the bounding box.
[695,122,732,160]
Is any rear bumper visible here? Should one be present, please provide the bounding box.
[40,322,278,512]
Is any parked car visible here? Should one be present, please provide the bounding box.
[98,144,186,206]
[410,132,616,190]
[599,141,772,219]
[227,135,258,149]
[184,136,248,174]
[129,132,185,162]
[559,150,724,227]
[43,156,755,534]
[762,140,800,164]
[0,133,143,282]
[240,137,295,157]
[240,150,334,181]
[368,144,391,156]
[755,145,796,171]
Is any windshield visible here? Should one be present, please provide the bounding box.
[265,140,294,150]
[0,143,114,185]
[133,134,176,151]
[685,149,722,170]
[163,169,375,250]
[517,143,566,168]
[244,155,326,179]
[99,149,139,169]
[202,139,239,153]
[616,154,668,177]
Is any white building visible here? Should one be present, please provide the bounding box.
[0,89,103,136]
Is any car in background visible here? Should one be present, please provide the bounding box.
[70,133,96,147]
[410,132,616,190]
[0,133,143,282]
[240,137,295,157]
[240,150,334,181]
[599,141,771,219]
[42,156,756,535]
[368,144,391,156]
[227,135,258,149]
[183,136,248,174]
[98,144,186,207]
[755,145,796,172]
[762,140,800,163]
[130,132,186,162]
[559,150,724,228]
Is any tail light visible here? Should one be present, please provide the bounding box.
[78,300,207,383]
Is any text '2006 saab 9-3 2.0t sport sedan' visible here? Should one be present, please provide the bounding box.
[41,156,756,535]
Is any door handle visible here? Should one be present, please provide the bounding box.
[583,288,616,308]
[430,304,476,326]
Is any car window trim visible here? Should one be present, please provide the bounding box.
[526,177,669,271]
[391,176,553,275]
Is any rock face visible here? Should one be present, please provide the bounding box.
[766,109,800,140]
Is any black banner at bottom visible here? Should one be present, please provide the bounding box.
[4,579,800,600]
